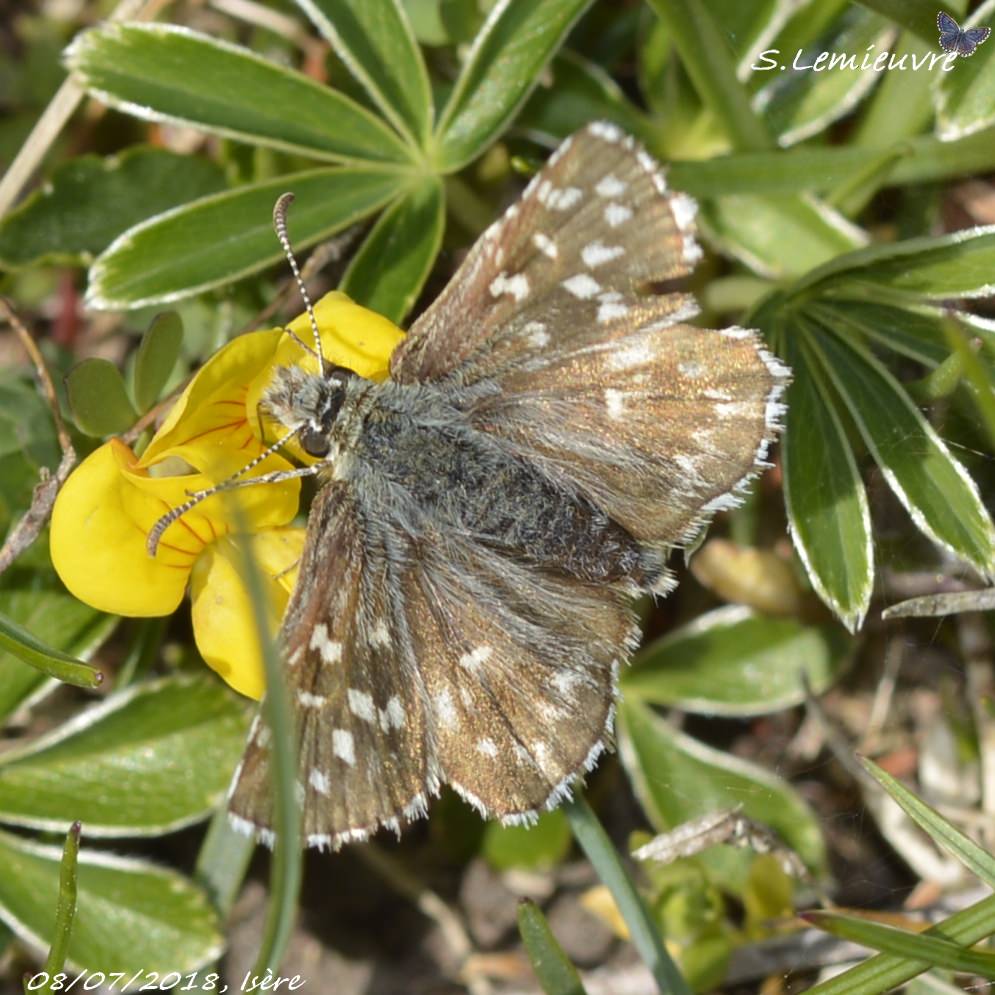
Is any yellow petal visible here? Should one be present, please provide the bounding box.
[189,529,306,700]
[143,328,284,476]
[245,291,405,420]
[51,440,192,616]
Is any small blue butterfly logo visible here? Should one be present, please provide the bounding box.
[937,10,992,57]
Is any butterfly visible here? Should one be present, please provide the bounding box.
[203,122,789,850]
[937,10,991,57]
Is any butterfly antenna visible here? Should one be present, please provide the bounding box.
[273,192,326,369]
[146,425,304,557]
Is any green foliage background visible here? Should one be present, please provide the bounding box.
[2,0,995,991]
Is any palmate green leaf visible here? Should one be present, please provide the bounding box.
[340,176,444,324]
[436,0,596,172]
[646,0,771,152]
[622,606,852,712]
[132,312,183,414]
[294,0,433,148]
[755,9,893,145]
[517,50,651,146]
[66,23,413,165]
[0,676,248,835]
[810,326,995,576]
[0,148,224,269]
[782,332,872,631]
[0,566,115,725]
[701,193,866,278]
[86,168,405,309]
[517,900,589,995]
[65,358,136,436]
[796,224,995,299]
[935,0,995,141]
[0,829,223,975]
[619,699,826,872]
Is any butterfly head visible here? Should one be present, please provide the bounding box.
[264,363,356,459]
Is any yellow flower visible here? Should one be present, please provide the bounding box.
[51,292,404,700]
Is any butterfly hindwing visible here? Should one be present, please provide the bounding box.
[228,482,436,849]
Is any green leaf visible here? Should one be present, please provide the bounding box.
[805,911,995,978]
[0,564,115,725]
[781,332,873,631]
[0,148,224,269]
[132,312,183,413]
[796,224,995,299]
[0,676,249,835]
[646,0,771,152]
[65,358,136,436]
[0,610,103,691]
[862,758,995,888]
[702,194,866,278]
[483,810,571,871]
[564,795,692,995]
[755,10,893,145]
[517,900,589,995]
[294,0,433,147]
[619,699,826,872]
[339,176,444,324]
[518,50,650,145]
[935,1,995,141]
[86,167,405,309]
[804,892,995,994]
[436,0,595,172]
[810,327,995,578]
[40,823,81,989]
[0,828,223,974]
[623,606,852,713]
[66,23,413,165]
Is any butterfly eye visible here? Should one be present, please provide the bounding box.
[299,426,330,458]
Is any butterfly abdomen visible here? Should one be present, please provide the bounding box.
[354,386,658,588]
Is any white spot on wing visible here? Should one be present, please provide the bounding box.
[459,645,493,673]
[523,321,549,347]
[589,121,622,142]
[370,620,390,648]
[309,624,342,664]
[605,389,625,420]
[563,274,601,299]
[309,767,330,795]
[333,729,355,766]
[490,272,530,302]
[610,341,653,370]
[532,232,558,259]
[298,691,326,708]
[347,688,375,723]
[670,192,698,232]
[582,241,625,268]
[595,174,627,197]
[383,695,405,730]
[545,186,583,210]
[604,202,633,227]
[477,738,498,757]
[435,688,458,728]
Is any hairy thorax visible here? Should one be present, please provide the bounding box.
[346,382,650,587]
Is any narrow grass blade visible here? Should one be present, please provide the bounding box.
[517,899,589,995]
[861,758,995,888]
[563,794,692,995]
[804,911,995,979]
[37,822,81,993]
[294,0,433,147]
[0,611,103,690]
